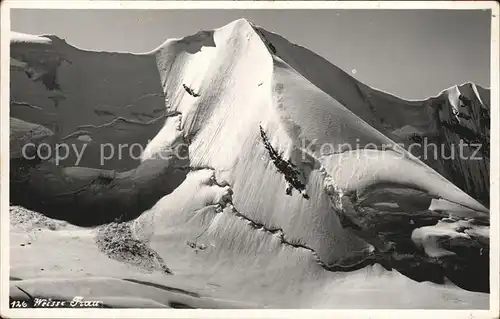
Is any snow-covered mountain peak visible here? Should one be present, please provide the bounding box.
[9,19,491,303]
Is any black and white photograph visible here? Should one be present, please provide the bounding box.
[1,1,498,317]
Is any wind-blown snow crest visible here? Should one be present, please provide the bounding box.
[11,31,52,44]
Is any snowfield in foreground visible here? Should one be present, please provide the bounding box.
[9,19,490,308]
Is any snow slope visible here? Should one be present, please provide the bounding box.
[9,19,491,308]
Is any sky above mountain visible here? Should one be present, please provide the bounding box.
[11,9,491,99]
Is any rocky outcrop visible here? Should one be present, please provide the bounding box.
[431,84,490,208]
[95,220,173,274]
[326,182,489,293]
[259,125,308,198]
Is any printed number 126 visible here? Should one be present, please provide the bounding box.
[10,300,28,308]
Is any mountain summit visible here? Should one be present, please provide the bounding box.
[9,19,490,308]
